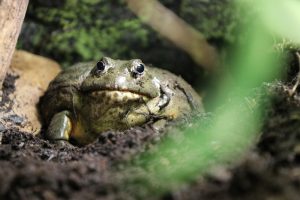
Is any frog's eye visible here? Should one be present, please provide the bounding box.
[132,63,145,76]
[93,60,107,76]
[135,64,144,74]
[96,61,106,72]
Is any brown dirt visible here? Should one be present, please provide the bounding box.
[10,50,61,133]
[1,71,300,200]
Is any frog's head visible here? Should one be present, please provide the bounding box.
[79,57,166,133]
[81,57,160,101]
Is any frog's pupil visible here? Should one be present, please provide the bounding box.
[96,61,105,71]
[136,64,144,73]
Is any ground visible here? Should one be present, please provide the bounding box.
[1,68,300,200]
[3,1,300,199]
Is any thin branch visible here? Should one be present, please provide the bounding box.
[125,0,219,71]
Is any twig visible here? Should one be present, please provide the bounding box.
[125,0,219,71]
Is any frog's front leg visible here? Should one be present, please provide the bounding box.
[46,110,72,142]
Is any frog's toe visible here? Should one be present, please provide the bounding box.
[46,111,72,141]
[54,140,75,149]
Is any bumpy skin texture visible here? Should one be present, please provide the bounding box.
[39,57,203,144]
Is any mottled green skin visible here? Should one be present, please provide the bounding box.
[39,57,203,144]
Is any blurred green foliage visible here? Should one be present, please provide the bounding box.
[120,0,292,197]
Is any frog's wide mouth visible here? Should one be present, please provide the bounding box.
[87,89,151,102]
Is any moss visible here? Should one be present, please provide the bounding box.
[20,0,300,67]
[19,0,243,66]
[178,0,238,44]
[19,0,300,88]
[19,1,148,66]
[16,0,248,91]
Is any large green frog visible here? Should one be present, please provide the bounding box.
[39,57,203,145]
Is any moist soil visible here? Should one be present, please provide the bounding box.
[1,73,300,200]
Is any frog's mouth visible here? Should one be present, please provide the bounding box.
[86,85,171,111]
[88,89,151,103]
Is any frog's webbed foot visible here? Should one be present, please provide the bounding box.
[54,140,75,149]
[45,111,72,143]
[140,102,170,131]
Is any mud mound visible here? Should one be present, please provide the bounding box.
[1,71,300,199]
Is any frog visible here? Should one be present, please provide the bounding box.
[39,57,203,145]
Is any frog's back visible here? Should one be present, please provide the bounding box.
[47,62,95,90]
